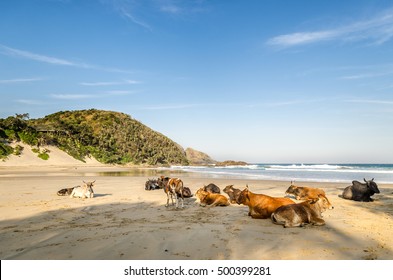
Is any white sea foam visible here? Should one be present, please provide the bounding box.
[165,163,393,183]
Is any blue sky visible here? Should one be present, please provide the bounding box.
[1,0,393,163]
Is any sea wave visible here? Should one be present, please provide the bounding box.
[164,163,393,183]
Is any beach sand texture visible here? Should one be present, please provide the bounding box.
[1,148,393,260]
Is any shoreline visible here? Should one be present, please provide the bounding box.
[0,165,392,260]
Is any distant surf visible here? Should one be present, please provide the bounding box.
[164,163,393,183]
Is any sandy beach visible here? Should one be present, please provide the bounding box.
[1,159,392,260]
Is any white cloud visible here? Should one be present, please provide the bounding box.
[0,44,133,73]
[0,44,86,67]
[0,78,44,84]
[267,7,393,48]
[345,99,393,105]
[80,79,140,86]
[15,99,43,105]
[50,94,94,100]
[160,4,182,14]
[141,104,198,110]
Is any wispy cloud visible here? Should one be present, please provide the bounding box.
[50,94,95,100]
[345,99,393,105]
[141,104,199,110]
[80,79,140,86]
[0,44,88,67]
[119,6,152,31]
[0,77,44,84]
[15,99,45,105]
[267,7,393,48]
[101,0,152,31]
[50,90,136,99]
[160,4,182,14]
[0,44,133,74]
[105,90,136,95]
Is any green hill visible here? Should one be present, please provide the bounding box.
[0,109,189,165]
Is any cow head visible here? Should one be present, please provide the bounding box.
[195,188,208,201]
[223,185,234,193]
[157,176,170,189]
[237,185,250,205]
[285,184,298,196]
[83,180,96,192]
[364,178,380,194]
[317,194,334,211]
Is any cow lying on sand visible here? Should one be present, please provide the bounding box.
[342,178,380,202]
[223,185,242,204]
[57,187,75,196]
[195,188,230,207]
[203,183,221,194]
[70,181,95,198]
[237,186,294,219]
[285,182,326,200]
[158,176,185,208]
[271,194,334,228]
[145,179,161,190]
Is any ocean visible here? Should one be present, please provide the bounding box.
[164,163,393,184]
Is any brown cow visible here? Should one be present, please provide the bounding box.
[223,185,242,204]
[285,182,326,200]
[195,188,230,207]
[237,186,294,219]
[271,194,334,228]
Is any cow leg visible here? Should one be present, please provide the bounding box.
[165,192,170,207]
[310,217,325,226]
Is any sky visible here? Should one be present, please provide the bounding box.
[1,0,393,163]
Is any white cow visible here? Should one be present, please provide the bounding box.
[70,181,95,198]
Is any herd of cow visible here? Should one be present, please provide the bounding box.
[56,177,380,228]
[143,176,381,228]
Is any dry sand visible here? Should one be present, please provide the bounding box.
[0,146,393,260]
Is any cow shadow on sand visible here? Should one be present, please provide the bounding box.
[335,185,393,218]
[1,194,392,260]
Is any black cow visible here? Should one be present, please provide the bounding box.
[342,178,380,202]
[145,179,160,191]
[203,183,221,194]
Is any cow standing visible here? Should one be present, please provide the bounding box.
[158,176,185,208]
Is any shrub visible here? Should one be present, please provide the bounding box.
[13,145,24,156]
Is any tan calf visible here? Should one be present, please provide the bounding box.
[285,182,326,200]
[195,188,230,207]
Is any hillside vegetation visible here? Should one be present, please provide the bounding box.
[0,109,189,165]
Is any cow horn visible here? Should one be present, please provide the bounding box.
[372,178,374,181]
[364,178,367,183]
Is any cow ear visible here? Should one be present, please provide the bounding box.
[83,180,86,184]
[246,184,249,189]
